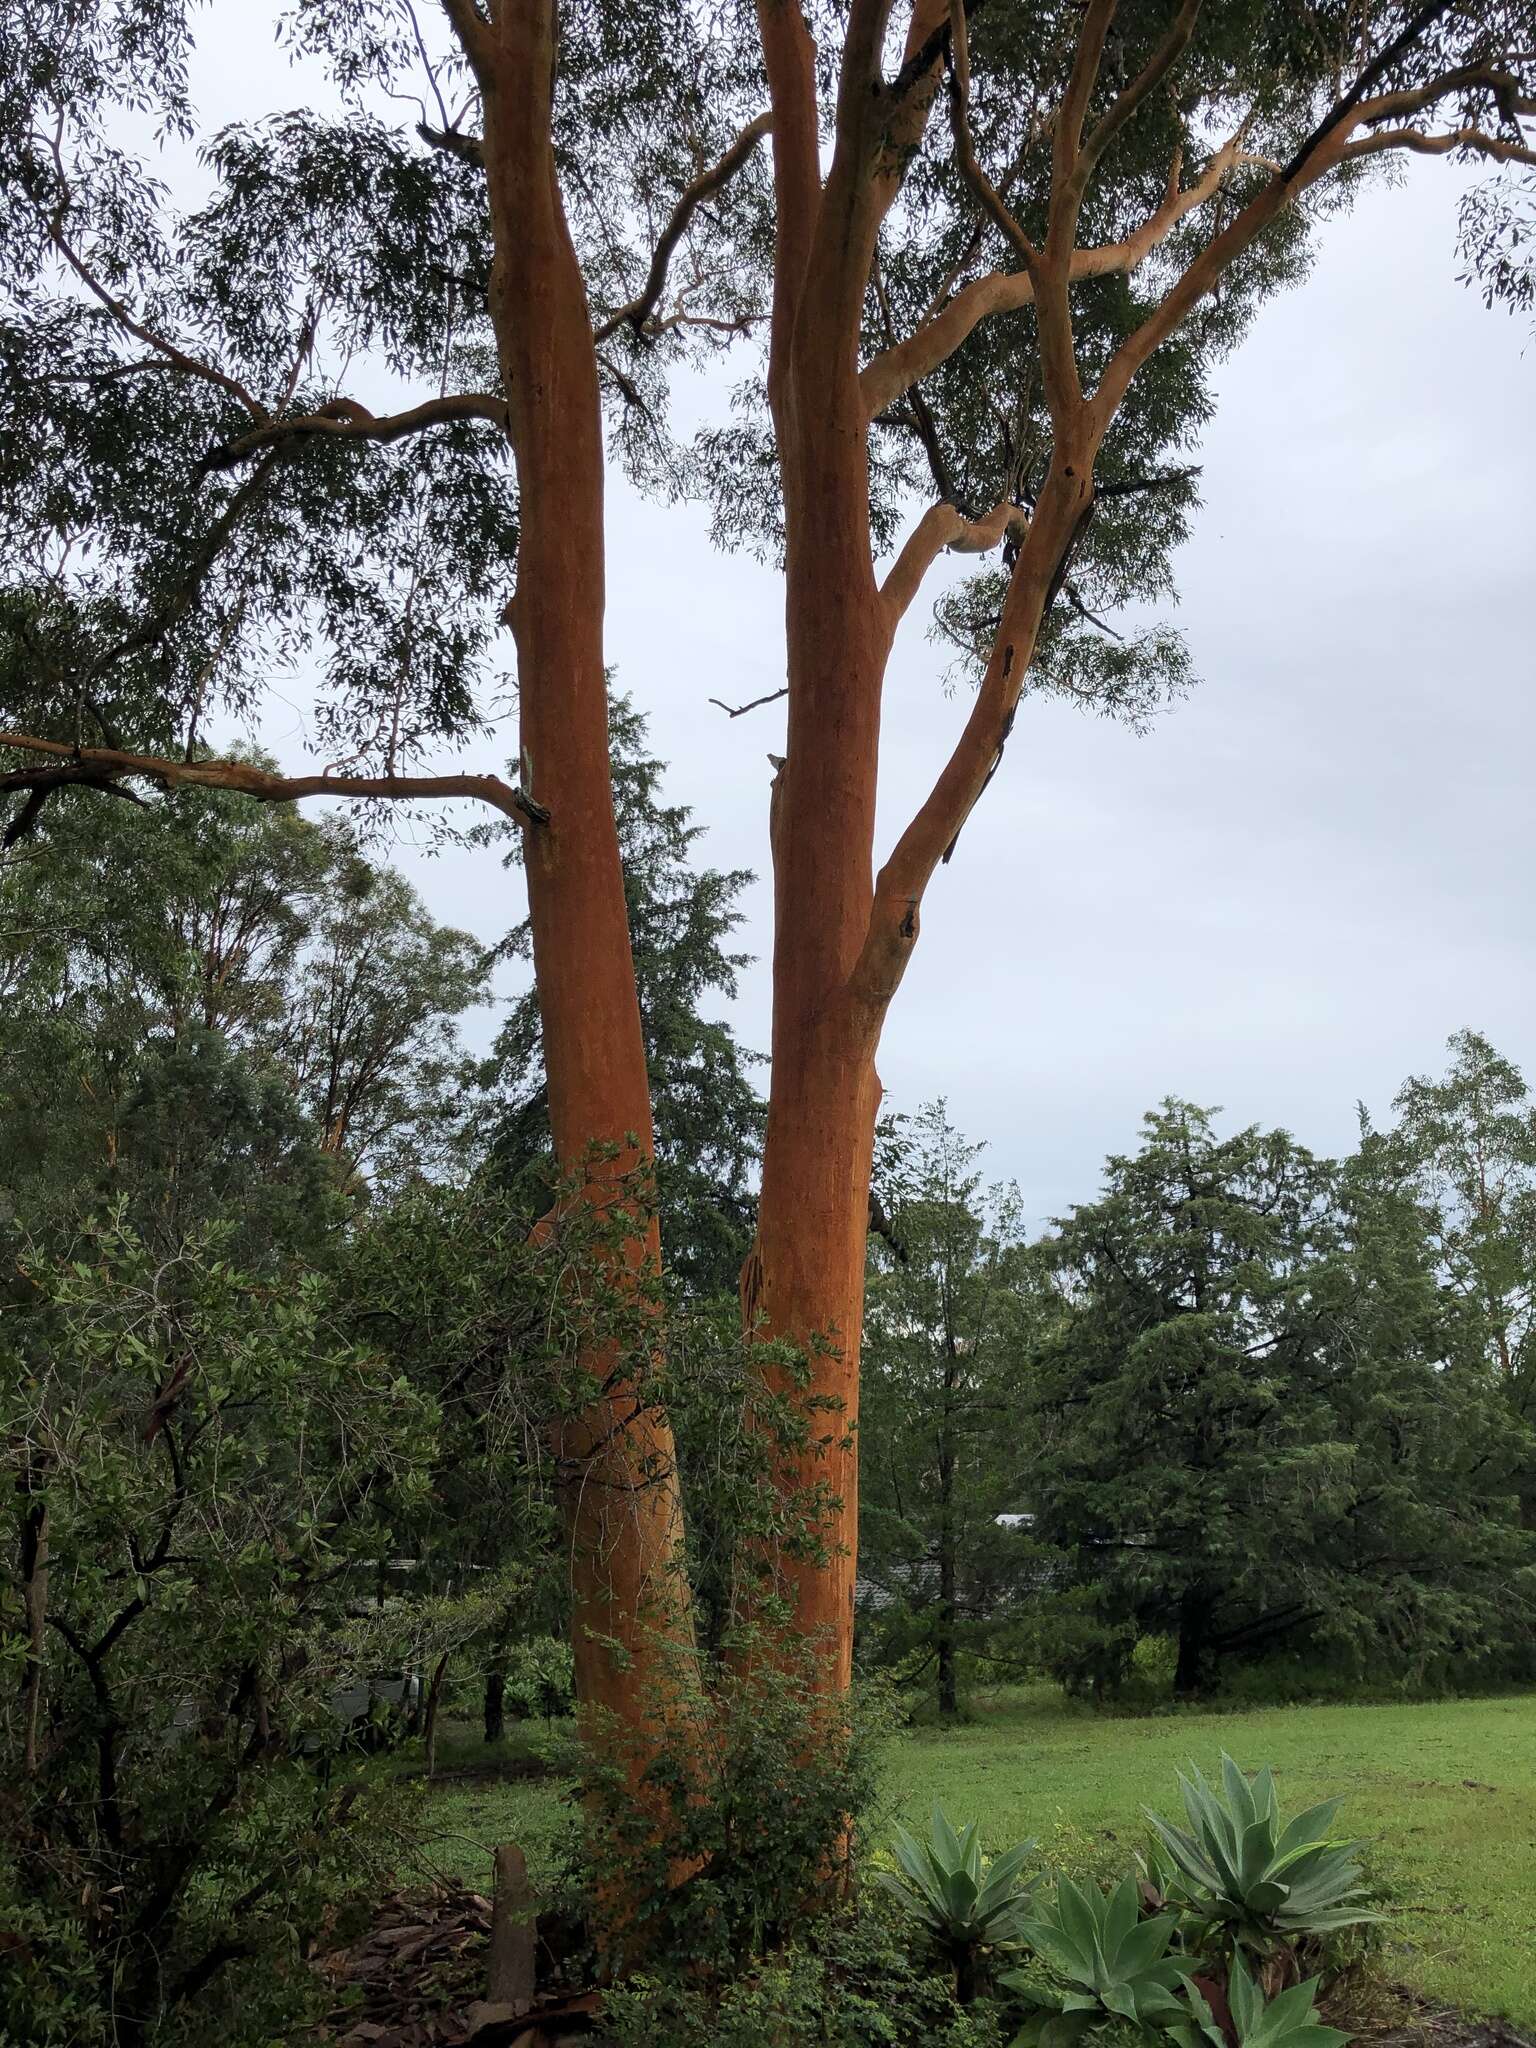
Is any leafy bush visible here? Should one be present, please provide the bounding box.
[502,1634,576,1723]
[576,1639,895,1977]
[1142,1758,1378,1963]
[1,1219,436,2047]
[874,1807,1041,1999]
[1001,1875,1189,2043]
[600,1888,1012,2047]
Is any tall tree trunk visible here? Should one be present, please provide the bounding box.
[743,343,887,1682]
[740,0,894,1682]
[483,1635,509,1747]
[18,1475,48,1774]
[467,0,696,1734]
[1174,1590,1212,1699]
[937,1378,958,1720]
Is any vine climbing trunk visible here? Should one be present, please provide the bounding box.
[469,0,695,1733]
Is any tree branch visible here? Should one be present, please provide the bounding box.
[1093,59,1536,426]
[1072,0,1203,203]
[755,0,823,428]
[0,735,549,831]
[438,0,494,74]
[42,208,266,422]
[1049,0,1119,210]
[849,457,1093,1015]
[593,113,772,344]
[1278,0,1459,182]
[880,498,1024,628]
[859,129,1259,419]
[417,119,485,166]
[89,449,282,683]
[708,685,790,719]
[204,391,507,469]
[1340,123,1536,167]
[1,766,148,848]
[946,0,1038,265]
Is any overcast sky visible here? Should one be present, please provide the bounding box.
[198,21,1536,1231]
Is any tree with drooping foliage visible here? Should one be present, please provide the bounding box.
[0,781,490,1255]
[3,0,1534,1762]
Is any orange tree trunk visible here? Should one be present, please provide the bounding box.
[740,0,940,1687]
[746,396,888,1665]
[473,1,695,1729]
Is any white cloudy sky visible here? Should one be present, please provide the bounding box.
[196,17,1536,1230]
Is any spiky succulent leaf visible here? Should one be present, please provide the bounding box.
[1146,1758,1380,1952]
[879,1807,1041,1948]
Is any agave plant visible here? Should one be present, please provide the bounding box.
[1143,1756,1379,1960]
[1000,1874,1190,2044]
[874,1807,1041,1999]
[1170,1951,1351,2048]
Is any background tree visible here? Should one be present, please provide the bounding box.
[3,0,1534,1747]
[858,1101,1043,1716]
[277,852,490,1190]
[486,694,764,1297]
[0,784,489,1254]
[1386,1029,1536,1527]
[1025,1100,1534,1695]
[331,1175,577,1749]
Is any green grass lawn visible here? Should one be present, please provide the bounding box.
[415,1686,1536,2026]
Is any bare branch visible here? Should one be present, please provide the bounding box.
[593,113,772,345]
[1341,124,1536,165]
[404,0,454,133]
[0,734,549,831]
[204,391,507,469]
[946,0,1038,265]
[708,686,789,719]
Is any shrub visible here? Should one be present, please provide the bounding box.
[1,1219,435,2047]
[600,1889,1012,2048]
[1172,1953,1349,2048]
[575,1638,896,1977]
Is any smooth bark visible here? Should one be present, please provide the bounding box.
[470,0,695,1731]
